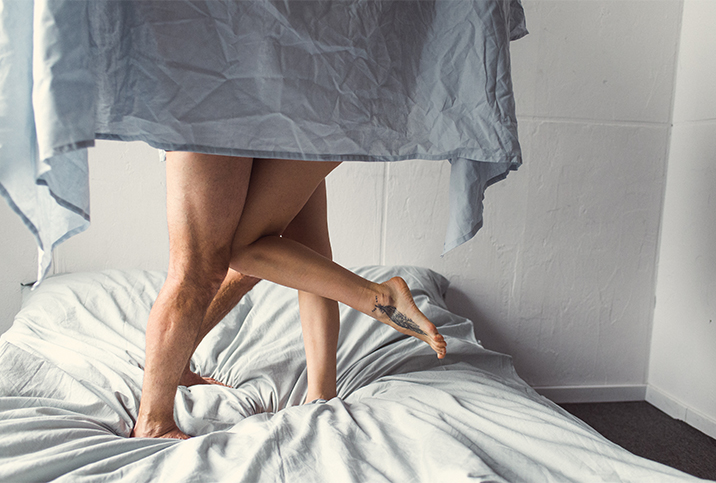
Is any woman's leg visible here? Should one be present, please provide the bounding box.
[133,153,253,439]
[230,158,447,359]
[281,180,339,403]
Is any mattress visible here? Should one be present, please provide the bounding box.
[0,265,705,482]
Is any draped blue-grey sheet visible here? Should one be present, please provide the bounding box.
[0,266,704,482]
[0,0,527,283]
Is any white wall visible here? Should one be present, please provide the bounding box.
[453,0,681,392]
[648,0,716,438]
[53,141,169,273]
[305,0,683,393]
[311,0,688,400]
[0,198,37,334]
[0,0,704,416]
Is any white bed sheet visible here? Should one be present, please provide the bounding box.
[0,266,704,482]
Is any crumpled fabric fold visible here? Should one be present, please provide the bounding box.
[0,0,527,283]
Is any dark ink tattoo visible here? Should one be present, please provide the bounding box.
[373,300,427,336]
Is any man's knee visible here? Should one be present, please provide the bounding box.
[167,250,231,300]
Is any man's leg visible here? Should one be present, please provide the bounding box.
[132,152,253,439]
[179,270,260,387]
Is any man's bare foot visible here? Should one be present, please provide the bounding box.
[131,420,190,440]
[179,369,230,387]
[372,277,447,359]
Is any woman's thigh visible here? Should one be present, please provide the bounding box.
[232,158,340,249]
[281,180,332,259]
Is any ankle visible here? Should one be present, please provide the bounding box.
[366,282,393,311]
[306,378,337,402]
[133,414,180,438]
[305,390,337,404]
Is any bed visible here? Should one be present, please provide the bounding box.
[0,265,704,482]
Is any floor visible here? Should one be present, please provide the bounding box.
[560,401,716,481]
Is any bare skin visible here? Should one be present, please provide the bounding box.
[280,182,339,403]
[132,154,253,440]
[227,159,446,360]
[132,154,446,440]
[177,269,259,388]
[179,181,340,403]
[132,159,341,439]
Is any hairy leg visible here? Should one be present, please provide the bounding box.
[132,153,253,439]
[177,182,333,390]
[183,179,340,401]
[177,179,332,390]
[281,180,339,403]
[178,270,260,387]
[177,182,335,392]
[230,159,447,359]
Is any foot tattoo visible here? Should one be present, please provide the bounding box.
[371,278,446,359]
[373,299,428,336]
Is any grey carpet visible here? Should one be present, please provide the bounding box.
[560,401,716,481]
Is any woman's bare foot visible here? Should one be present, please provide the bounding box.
[371,277,447,359]
[179,369,230,387]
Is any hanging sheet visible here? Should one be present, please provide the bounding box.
[0,0,527,282]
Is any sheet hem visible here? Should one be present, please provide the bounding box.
[94,133,522,166]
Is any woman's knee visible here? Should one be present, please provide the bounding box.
[227,235,281,277]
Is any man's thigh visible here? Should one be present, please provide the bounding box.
[165,152,253,269]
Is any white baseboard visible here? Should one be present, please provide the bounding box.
[532,383,716,440]
[646,385,716,440]
[532,384,647,404]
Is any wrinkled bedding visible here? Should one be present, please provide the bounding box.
[0,266,704,482]
[0,0,527,282]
